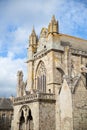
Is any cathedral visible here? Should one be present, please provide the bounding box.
[12,16,87,130]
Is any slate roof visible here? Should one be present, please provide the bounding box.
[0,98,13,110]
[59,33,87,51]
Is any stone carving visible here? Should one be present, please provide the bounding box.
[18,105,33,130]
[40,28,48,38]
[80,64,87,73]
[36,61,46,76]
[71,48,87,56]
[17,71,27,97]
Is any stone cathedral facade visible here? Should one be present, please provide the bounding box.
[12,16,87,130]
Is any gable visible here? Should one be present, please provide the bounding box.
[60,79,72,119]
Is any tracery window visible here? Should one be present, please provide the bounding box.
[36,61,46,92]
[19,106,33,130]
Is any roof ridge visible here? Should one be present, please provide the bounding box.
[0,98,13,110]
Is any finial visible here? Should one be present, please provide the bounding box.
[51,15,56,22]
[29,26,37,47]
[31,26,36,35]
[17,71,23,76]
[32,25,35,32]
[48,15,59,33]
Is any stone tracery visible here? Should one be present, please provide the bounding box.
[36,61,46,92]
[19,105,33,130]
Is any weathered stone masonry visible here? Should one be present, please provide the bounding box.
[12,15,87,130]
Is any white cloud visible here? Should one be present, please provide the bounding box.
[0,0,87,97]
[0,56,27,97]
[54,0,87,38]
[8,27,29,56]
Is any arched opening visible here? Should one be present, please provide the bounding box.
[19,110,25,130]
[35,61,46,93]
[27,109,33,130]
[19,106,34,130]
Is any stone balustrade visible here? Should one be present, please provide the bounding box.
[33,48,47,59]
[14,93,55,105]
[71,48,87,56]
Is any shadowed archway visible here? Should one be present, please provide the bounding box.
[19,105,33,130]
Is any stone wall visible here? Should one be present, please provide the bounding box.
[13,101,39,130]
[0,110,13,130]
[60,79,73,130]
[13,17,87,130]
[71,52,87,130]
[73,79,87,130]
[39,100,55,130]
[13,93,55,130]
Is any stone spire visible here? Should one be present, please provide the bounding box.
[29,27,38,53]
[29,26,37,46]
[31,26,36,36]
[48,15,59,34]
[51,15,56,23]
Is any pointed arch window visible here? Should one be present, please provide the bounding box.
[19,106,33,130]
[36,61,46,92]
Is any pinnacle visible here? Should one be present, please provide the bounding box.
[51,15,56,22]
[31,26,36,35]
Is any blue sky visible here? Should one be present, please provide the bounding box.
[0,0,87,97]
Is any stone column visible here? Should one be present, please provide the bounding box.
[17,121,20,130]
[27,60,34,91]
[25,121,27,130]
[64,46,69,76]
[55,86,61,130]
[68,48,72,78]
[64,45,72,81]
[24,109,28,130]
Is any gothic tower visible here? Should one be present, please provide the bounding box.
[12,16,87,130]
[48,15,59,33]
[27,27,38,91]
